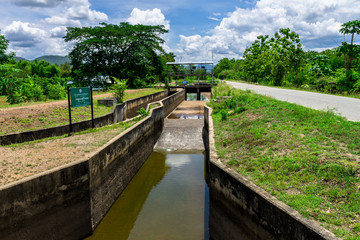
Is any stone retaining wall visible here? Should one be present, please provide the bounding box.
[0,90,169,146]
[0,90,185,240]
[203,106,339,240]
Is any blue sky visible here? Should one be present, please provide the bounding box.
[0,0,359,62]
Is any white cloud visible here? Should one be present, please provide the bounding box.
[50,26,67,38]
[3,0,108,59]
[45,0,108,27]
[208,17,220,21]
[4,21,46,47]
[174,0,360,62]
[127,8,172,53]
[127,8,170,30]
[3,21,70,58]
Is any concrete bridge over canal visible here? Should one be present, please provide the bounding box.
[166,61,215,100]
[169,83,212,100]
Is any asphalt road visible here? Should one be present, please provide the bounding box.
[226,81,360,122]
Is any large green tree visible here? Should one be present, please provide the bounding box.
[64,22,168,87]
[242,29,303,86]
[242,35,271,83]
[268,28,303,85]
[0,30,9,64]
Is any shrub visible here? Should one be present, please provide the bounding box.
[111,77,127,103]
[137,107,149,117]
[133,77,146,89]
[220,109,228,121]
[22,84,44,101]
[7,90,23,104]
[47,83,66,100]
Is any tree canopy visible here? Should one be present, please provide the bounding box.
[242,28,303,86]
[64,22,168,87]
[0,31,9,64]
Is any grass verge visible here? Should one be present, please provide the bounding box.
[209,83,360,240]
[0,88,164,134]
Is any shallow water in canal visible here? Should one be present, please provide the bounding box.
[86,151,209,240]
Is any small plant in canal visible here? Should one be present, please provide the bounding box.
[137,107,149,117]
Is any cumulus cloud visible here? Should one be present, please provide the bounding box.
[4,21,46,48]
[50,26,67,38]
[3,21,70,58]
[175,0,360,62]
[3,0,108,59]
[127,8,170,30]
[45,0,108,27]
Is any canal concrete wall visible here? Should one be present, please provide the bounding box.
[203,106,339,240]
[0,90,185,240]
[0,90,169,146]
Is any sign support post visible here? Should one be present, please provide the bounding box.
[90,86,94,128]
[67,86,73,135]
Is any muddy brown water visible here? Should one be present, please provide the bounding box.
[85,151,209,240]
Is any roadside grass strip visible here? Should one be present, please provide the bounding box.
[209,84,360,240]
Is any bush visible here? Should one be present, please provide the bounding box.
[137,107,149,117]
[220,109,228,121]
[111,77,127,103]
[47,83,66,100]
[133,77,146,89]
[7,90,23,104]
[22,84,44,101]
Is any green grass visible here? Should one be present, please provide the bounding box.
[6,118,140,148]
[1,88,164,134]
[0,91,112,108]
[209,83,360,240]
[123,88,164,101]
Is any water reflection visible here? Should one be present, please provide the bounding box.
[168,114,204,119]
[186,93,209,101]
[86,152,209,240]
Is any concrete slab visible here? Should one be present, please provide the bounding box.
[154,101,207,152]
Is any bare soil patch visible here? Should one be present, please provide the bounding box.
[0,120,137,186]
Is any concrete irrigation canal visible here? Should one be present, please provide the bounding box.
[85,94,210,239]
[0,90,338,240]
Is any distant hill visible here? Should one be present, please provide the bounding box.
[34,55,70,65]
[14,55,71,65]
[14,56,27,62]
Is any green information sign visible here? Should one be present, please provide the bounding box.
[70,87,91,108]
